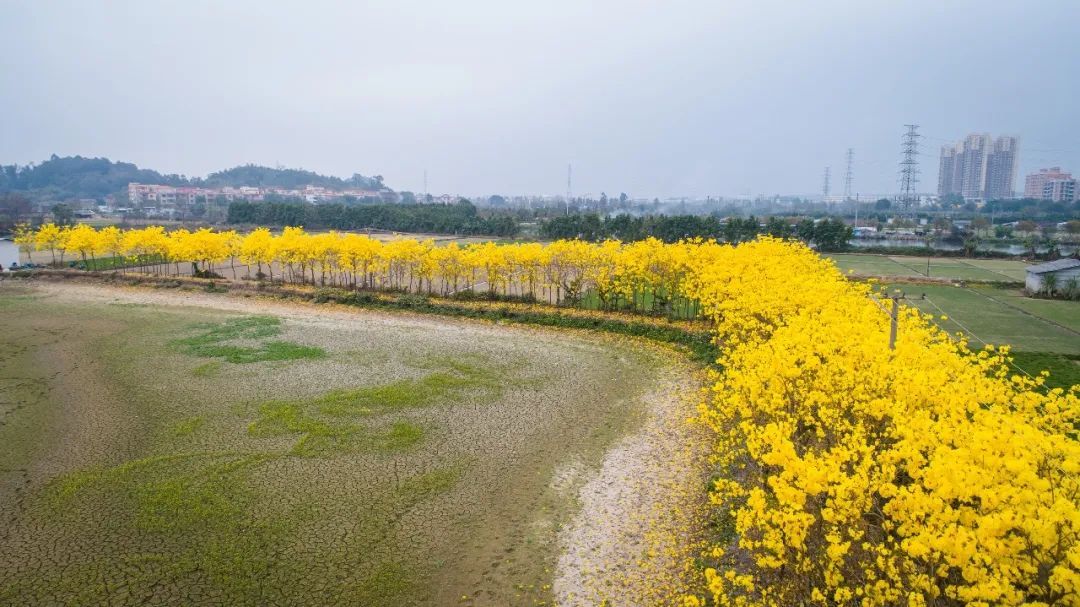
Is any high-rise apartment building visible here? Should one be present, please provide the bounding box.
[937,134,1019,200]
[1043,178,1077,202]
[984,136,1018,199]
[1024,167,1072,199]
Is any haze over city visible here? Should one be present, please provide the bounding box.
[2,0,1079,198]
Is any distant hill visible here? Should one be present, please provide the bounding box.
[0,155,386,201]
[201,165,383,191]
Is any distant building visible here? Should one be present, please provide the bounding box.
[127,182,382,208]
[1025,258,1080,293]
[938,134,1019,200]
[1024,167,1071,199]
[1023,167,1077,202]
[984,136,1019,199]
[1043,178,1078,202]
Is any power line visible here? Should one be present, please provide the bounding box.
[920,296,1051,391]
[899,124,921,209]
[843,148,854,200]
[868,292,1051,391]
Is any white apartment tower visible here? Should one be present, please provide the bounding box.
[937,133,1019,200]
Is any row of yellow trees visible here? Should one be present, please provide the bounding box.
[15,224,1080,605]
[15,224,699,314]
[683,238,1079,606]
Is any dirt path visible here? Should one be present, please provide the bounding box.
[553,370,710,605]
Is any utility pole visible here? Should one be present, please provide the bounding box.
[899,125,921,210]
[843,148,854,201]
[889,294,900,350]
[885,291,925,350]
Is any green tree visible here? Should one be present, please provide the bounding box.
[1017,220,1039,233]
[51,203,75,226]
[765,216,792,238]
[809,218,852,252]
[1042,272,1058,297]
[971,216,991,235]
[940,193,965,207]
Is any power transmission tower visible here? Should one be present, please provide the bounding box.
[899,124,921,209]
[423,169,428,199]
[822,166,831,200]
[566,163,572,215]
[843,148,854,200]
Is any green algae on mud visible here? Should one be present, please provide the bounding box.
[172,315,327,363]
[0,282,669,606]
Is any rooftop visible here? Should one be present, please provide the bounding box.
[1026,258,1080,274]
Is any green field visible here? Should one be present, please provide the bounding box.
[828,253,1029,282]
[885,282,1080,389]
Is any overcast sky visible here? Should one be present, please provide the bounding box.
[2,0,1078,198]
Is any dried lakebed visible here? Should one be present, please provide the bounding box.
[0,281,708,606]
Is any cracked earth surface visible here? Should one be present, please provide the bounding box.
[0,281,706,606]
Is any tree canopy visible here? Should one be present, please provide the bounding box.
[0,155,385,202]
[227,200,519,237]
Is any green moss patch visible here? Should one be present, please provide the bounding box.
[173,316,326,363]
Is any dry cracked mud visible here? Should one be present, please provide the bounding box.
[0,280,707,606]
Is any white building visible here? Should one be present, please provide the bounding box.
[1043,179,1077,203]
[938,134,1019,200]
[1025,258,1080,294]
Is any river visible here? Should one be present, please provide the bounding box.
[0,240,18,270]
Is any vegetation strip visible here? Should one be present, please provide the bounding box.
[17,270,721,365]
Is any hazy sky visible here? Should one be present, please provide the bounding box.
[2,1,1078,198]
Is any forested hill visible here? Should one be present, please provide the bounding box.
[0,155,386,201]
[201,166,383,190]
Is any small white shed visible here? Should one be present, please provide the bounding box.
[1025,258,1080,293]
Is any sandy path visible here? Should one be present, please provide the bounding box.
[553,370,710,605]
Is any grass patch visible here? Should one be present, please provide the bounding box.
[42,452,295,601]
[315,370,500,417]
[184,340,326,364]
[349,562,416,605]
[177,315,283,345]
[248,401,425,456]
[1010,351,1080,392]
[889,283,1080,354]
[828,253,1029,282]
[246,399,423,455]
[170,416,205,436]
[249,363,501,456]
[173,316,326,363]
[397,466,461,502]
